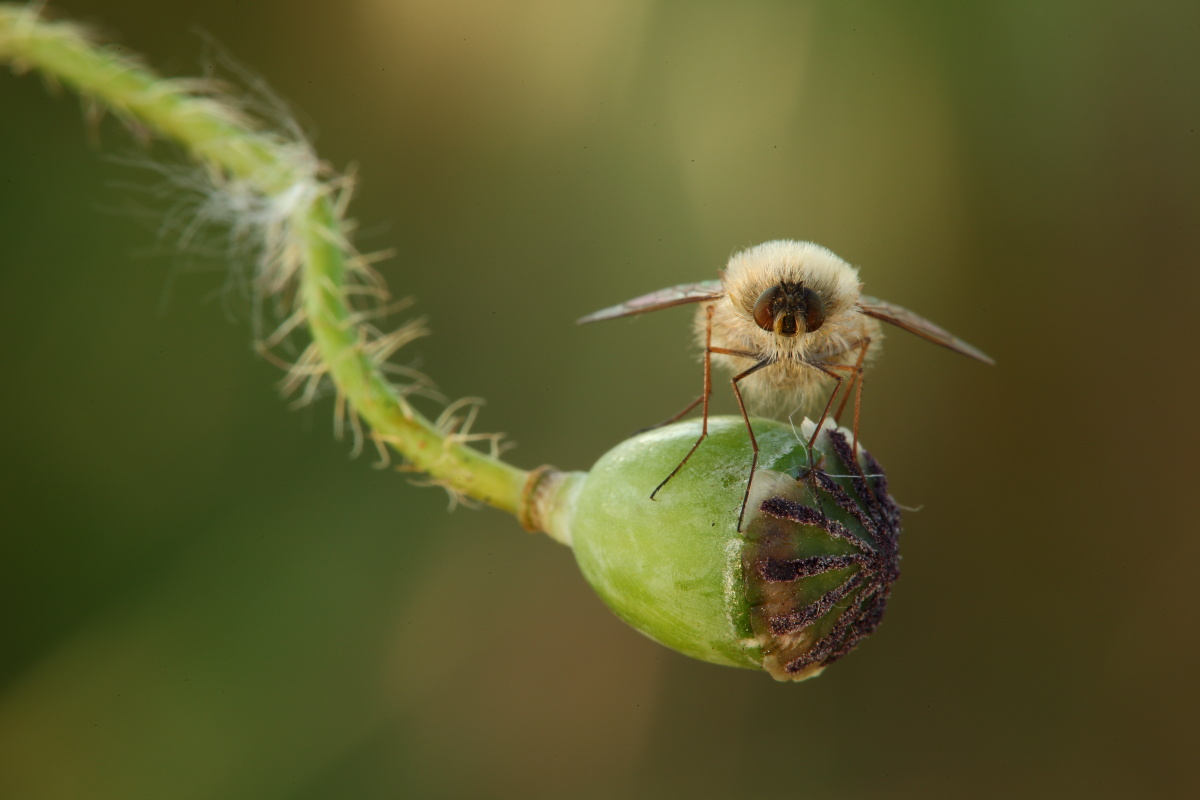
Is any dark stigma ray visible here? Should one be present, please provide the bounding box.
[759,496,870,552]
[750,430,904,674]
[769,572,865,635]
[759,496,824,527]
[756,554,865,582]
[814,470,880,542]
[785,584,882,674]
[825,429,875,518]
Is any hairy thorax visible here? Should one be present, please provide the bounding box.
[695,298,883,416]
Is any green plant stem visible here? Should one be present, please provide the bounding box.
[0,4,533,517]
[299,199,532,513]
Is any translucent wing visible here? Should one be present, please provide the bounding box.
[858,295,995,365]
[576,280,725,324]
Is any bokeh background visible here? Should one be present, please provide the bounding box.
[2,1,1198,798]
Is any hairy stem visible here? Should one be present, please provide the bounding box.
[0,4,532,517]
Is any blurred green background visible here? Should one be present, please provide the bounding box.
[2,1,1198,798]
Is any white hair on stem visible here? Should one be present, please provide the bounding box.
[0,3,533,517]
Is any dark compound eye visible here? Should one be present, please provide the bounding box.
[753,285,781,332]
[801,286,825,332]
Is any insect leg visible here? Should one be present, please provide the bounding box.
[650,305,717,501]
[723,356,775,531]
[842,337,871,462]
[635,394,703,435]
[812,336,871,425]
[778,361,845,507]
[824,337,873,484]
[806,362,845,453]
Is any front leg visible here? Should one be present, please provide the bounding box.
[650,307,761,500]
[808,336,873,484]
[721,355,775,531]
[650,307,771,534]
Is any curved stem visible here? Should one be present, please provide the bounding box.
[0,4,532,517]
[298,197,532,513]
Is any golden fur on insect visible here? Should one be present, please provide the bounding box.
[695,241,883,415]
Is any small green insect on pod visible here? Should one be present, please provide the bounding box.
[527,416,900,681]
[0,5,906,684]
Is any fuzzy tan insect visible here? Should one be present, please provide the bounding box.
[578,240,994,529]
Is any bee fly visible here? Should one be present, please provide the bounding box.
[578,240,994,530]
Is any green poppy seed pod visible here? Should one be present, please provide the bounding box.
[536,417,901,682]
